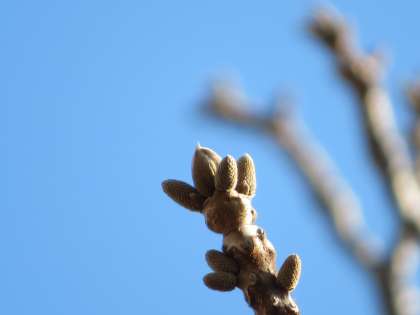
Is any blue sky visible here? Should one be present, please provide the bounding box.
[2,1,420,314]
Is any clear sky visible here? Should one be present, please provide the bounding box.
[2,1,420,314]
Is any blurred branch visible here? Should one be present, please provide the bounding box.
[406,81,420,181]
[308,9,420,236]
[389,230,420,315]
[308,11,420,314]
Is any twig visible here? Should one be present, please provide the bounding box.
[309,9,420,315]
[406,81,420,181]
[162,146,302,315]
[309,9,420,236]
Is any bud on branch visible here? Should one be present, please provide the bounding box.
[162,146,301,315]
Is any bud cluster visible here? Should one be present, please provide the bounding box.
[162,146,301,314]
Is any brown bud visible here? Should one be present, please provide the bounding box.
[203,272,237,292]
[237,153,256,196]
[205,250,239,274]
[162,180,206,212]
[277,254,301,292]
[215,155,238,191]
[192,145,221,197]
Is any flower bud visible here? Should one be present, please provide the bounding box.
[192,145,221,197]
[236,154,256,197]
[162,179,206,212]
[277,254,301,291]
[205,250,239,274]
[203,272,237,292]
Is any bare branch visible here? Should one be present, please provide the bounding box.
[389,230,420,315]
[407,80,420,115]
[406,81,420,181]
[376,228,420,315]
[308,9,420,315]
[309,9,420,236]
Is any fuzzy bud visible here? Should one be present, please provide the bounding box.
[215,155,238,192]
[277,254,301,292]
[192,145,221,197]
[162,179,206,212]
[203,272,237,292]
[236,154,257,197]
[205,250,239,274]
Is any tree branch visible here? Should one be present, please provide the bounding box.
[309,9,420,236]
[162,146,302,314]
[308,10,420,314]
[406,81,420,181]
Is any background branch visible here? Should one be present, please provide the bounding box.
[406,81,420,181]
[309,9,420,235]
